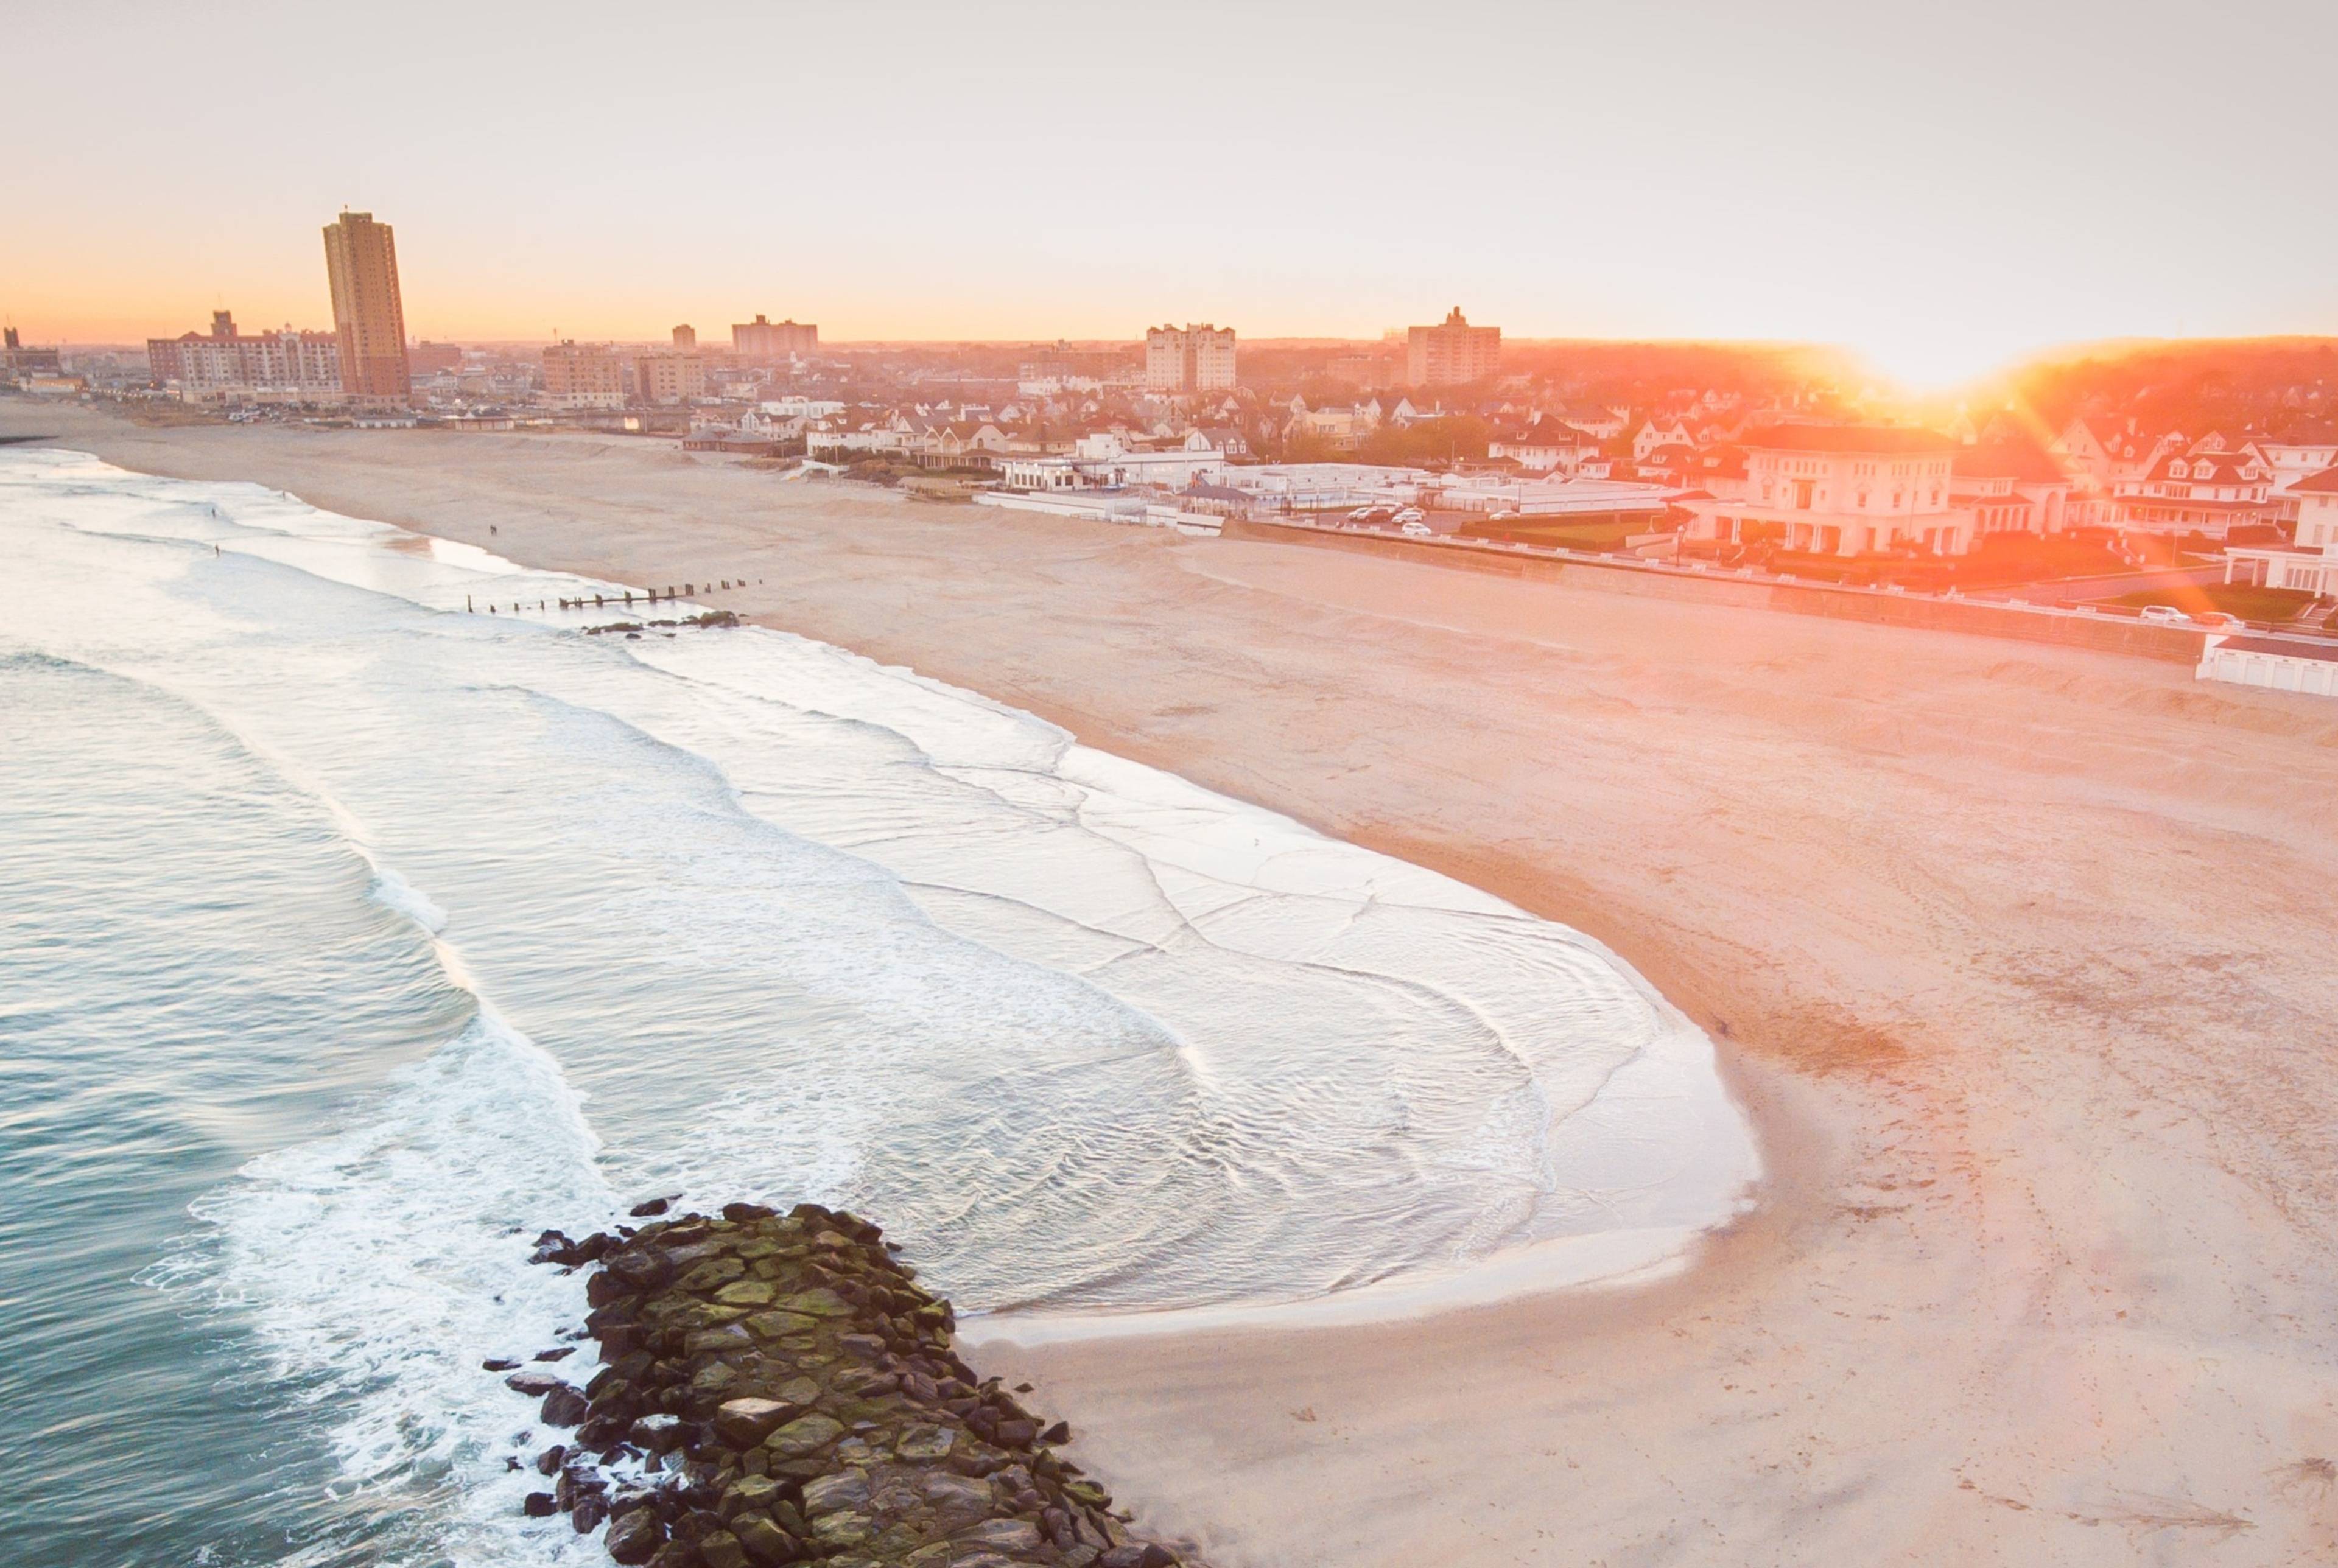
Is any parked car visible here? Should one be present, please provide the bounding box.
[1394,507,1427,525]
[1400,520,1434,537]
[2138,604,2189,624]
[2194,611,2244,629]
[1347,505,1395,526]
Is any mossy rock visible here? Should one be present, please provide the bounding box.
[763,1413,846,1458]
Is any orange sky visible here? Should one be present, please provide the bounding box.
[8,1,2336,388]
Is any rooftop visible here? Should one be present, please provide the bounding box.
[1741,424,1956,455]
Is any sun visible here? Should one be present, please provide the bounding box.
[1852,323,2029,396]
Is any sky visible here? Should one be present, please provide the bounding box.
[6,0,2335,387]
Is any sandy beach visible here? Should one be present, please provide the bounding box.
[10,404,2338,1565]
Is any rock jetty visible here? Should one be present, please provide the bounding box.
[505,1202,1195,1568]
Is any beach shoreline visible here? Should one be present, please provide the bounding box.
[9,401,2338,1565]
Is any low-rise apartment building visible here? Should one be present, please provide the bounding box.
[631,353,706,405]
[541,341,626,410]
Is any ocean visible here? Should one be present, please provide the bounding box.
[0,445,1755,1566]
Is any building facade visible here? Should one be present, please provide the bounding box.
[321,211,410,402]
[1,327,64,380]
[732,315,818,359]
[541,341,626,410]
[631,353,707,405]
[2224,466,2338,597]
[1684,425,1973,556]
[146,309,343,402]
[1143,324,1237,393]
[672,324,697,351]
[2112,449,2275,537]
[1406,307,1500,387]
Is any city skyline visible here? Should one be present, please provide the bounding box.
[9,1,2338,388]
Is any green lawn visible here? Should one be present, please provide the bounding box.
[2109,584,2317,621]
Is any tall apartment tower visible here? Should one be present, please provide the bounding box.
[1406,307,1501,387]
[322,211,410,402]
[1144,324,1237,393]
[672,324,697,350]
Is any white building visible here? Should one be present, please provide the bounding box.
[2224,466,2338,597]
[1215,462,1431,513]
[1632,418,1693,461]
[2113,449,2275,538]
[1144,324,1237,393]
[2244,432,2338,521]
[1950,436,2072,538]
[1683,425,1973,557]
[1489,424,1596,472]
[2197,634,2338,696]
[1430,474,1677,520]
[998,432,1227,492]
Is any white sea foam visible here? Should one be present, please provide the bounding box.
[177,1005,620,1565]
[370,866,451,933]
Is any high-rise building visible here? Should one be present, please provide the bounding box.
[731,314,817,359]
[1145,324,1237,392]
[322,211,410,402]
[1406,307,1501,387]
[672,324,697,350]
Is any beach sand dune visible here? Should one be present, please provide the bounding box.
[11,405,2337,1565]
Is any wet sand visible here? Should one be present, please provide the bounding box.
[11,403,2338,1564]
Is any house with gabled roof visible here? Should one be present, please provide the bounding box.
[2113,449,2276,537]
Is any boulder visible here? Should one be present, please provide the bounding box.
[631,1413,685,1452]
[770,1288,852,1318]
[713,1397,798,1447]
[742,1310,819,1340]
[800,1469,871,1517]
[541,1384,591,1427]
[723,1473,783,1513]
[715,1280,778,1307]
[762,1413,844,1458]
[956,1519,1044,1555]
[1099,1547,1176,1568]
[731,1514,798,1566]
[606,1505,665,1565]
[893,1424,955,1461]
[608,1249,675,1290]
[521,1491,556,1517]
[698,1529,749,1568]
[505,1371,569,1397]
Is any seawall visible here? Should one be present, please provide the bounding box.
[1221,519,2208,664]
